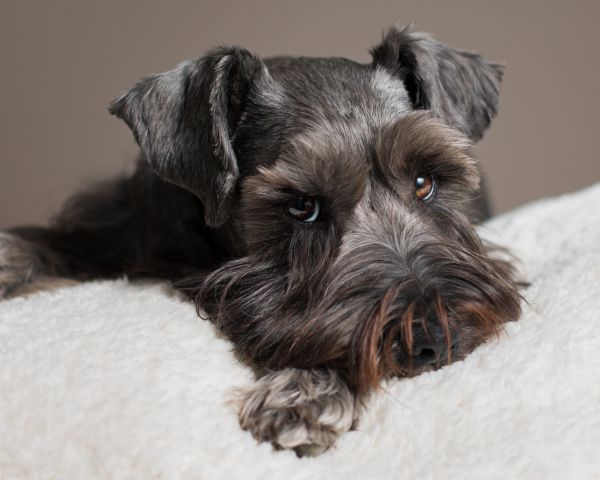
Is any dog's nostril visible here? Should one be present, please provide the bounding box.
[412,347,438,367]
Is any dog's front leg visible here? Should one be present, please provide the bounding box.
[237,368,360,456]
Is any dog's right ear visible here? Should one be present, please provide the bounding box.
[109,47,270,227]
[371,26,504,142]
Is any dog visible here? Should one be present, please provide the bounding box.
[0,26,522,456]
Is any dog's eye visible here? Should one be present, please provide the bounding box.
[286,196,320,222]
[415,175,436,201]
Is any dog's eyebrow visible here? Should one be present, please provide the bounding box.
[374,111,478,187]
[250,130,370,206]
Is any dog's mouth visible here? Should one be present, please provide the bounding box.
[350,282,522,394]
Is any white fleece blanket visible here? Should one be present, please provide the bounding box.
[1,184,599,480]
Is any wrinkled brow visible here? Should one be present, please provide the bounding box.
[255,130,370,204]
[374,111,479,190]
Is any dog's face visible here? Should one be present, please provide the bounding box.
[110,27,521,393]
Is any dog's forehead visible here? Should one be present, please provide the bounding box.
[264,57,412,131]
[254,58,415,178]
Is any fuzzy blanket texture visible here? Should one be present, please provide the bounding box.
[1,184,599,480]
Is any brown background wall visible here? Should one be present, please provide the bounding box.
[1,0,599,228]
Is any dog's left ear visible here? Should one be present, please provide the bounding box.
[371,26,504,141]
[110,47,271,227]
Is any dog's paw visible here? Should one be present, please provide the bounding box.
[0,233,37,298]
[237,368,358,456]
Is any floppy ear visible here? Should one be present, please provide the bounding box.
[370,26,504,141]
[109,47,268,227]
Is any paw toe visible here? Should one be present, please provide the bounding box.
[237,369,357,456]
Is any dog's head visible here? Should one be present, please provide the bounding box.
[110,26,521,394]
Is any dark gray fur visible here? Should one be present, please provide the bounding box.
[0,26,520,456]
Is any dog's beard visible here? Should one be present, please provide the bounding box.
[193,219,522,395]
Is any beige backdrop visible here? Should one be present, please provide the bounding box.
[1,0,599,228]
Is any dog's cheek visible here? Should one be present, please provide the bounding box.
[238,177,295,259]
[243,208,292,259]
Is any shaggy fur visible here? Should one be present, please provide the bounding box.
[0,26,521,454]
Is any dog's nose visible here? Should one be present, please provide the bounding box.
[409,318,455,369]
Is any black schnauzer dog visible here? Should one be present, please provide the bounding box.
[0,26,521,455]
